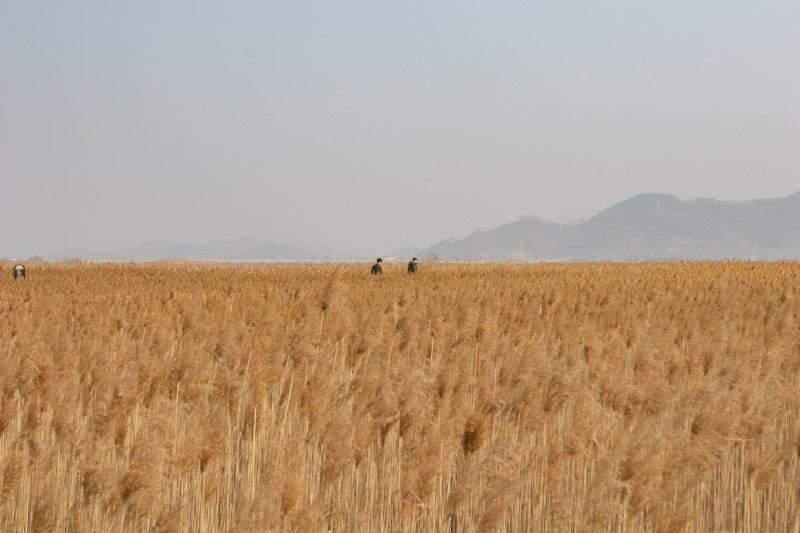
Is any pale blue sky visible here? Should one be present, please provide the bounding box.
[2,2,798,257]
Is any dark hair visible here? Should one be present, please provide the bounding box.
[376,258,383,262]
[412,258,417,261]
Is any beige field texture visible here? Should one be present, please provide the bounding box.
[1,262,799,532]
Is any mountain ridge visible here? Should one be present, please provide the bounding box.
[420,191,800,260]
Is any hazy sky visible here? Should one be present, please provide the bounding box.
[2,2,798,258]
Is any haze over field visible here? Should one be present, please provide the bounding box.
[33,190,800,261]
[1,2,798,258]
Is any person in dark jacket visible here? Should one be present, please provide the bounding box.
[371,258,383,275]
[407,257,418,274]
[13,264,25,279]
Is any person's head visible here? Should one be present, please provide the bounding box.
[412,258,417,262]
[376,258,383,263]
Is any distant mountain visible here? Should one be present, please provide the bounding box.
[420,192,800,260]
[48,238,351,261]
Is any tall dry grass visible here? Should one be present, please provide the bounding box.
[1,261,799,532]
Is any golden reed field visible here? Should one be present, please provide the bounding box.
[1,261,799,532]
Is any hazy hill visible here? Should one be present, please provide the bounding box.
[421,192,800,260]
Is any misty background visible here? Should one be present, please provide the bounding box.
[1,2,798,259]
